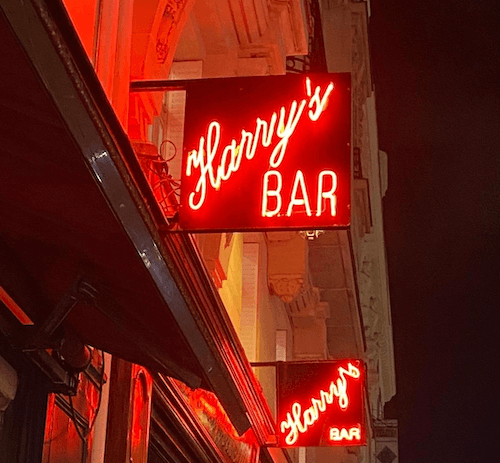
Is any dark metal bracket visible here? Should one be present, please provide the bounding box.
[21,277,97,395]
[158,211,180,232]
[250,361,279,368]
[23,278,99,350]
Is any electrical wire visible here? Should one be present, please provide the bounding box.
[159,139,177,163]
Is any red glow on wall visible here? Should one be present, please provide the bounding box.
[180,74,351,232]
[174,380,259,462]
[176,380,241,439]
[277,360,366,447]
[0,285,33,325]
[62,0,99,60]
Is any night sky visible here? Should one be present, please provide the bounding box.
[369,0,500,462]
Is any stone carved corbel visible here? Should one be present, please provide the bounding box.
[267,232,308,303]
[269,275,306,303]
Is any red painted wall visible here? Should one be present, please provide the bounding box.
[62,0,99,61]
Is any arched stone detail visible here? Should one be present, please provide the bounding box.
[128,0,195,140]
[131,0,196,80]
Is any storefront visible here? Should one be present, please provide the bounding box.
[0,0,273,460]
[0,1,395,463]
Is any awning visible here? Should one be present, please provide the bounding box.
[0,0,255,435]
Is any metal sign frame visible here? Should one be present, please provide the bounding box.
[131,73,352,233]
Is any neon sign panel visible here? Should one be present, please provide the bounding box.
[185,78,333,212]
[277,360,366,447]
[180,73,351,232]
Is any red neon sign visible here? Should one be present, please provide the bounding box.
[180,74,351,232]
[277,360,366,447]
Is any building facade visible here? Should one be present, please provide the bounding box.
[0,1,396,463]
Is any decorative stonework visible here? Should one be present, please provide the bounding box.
[375,420,399,463]
[172,0,309,77]
[377,446,397,463]
[358,238,396,408]
[269,0,309,55]
[269,276,306,303]
[282,283,330,360]
[353,178,372,238]
[351,7,372,151]
[286,286,324,319]
[156,0,191,63]
[267,232,308,303]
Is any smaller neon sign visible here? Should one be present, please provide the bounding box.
[277,360,366,447]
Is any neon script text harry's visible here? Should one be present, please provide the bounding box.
[280,363,360,446]
[185,78,334,211]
